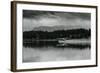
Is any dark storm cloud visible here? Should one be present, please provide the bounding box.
[23,10,90,20]
[23,10,55,18]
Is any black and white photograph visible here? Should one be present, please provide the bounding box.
[23,10,91,62]
[11,1,97,71]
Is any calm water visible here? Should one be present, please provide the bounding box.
[23,40,91,62]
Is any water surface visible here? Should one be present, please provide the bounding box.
[23,39,91,62]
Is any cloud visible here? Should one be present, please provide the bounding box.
[23,10,90,31]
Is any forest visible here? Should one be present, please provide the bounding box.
[23,28,91,40]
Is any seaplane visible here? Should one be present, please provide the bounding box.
[56,38,91,48]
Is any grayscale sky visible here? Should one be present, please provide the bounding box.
[23,10,91,31]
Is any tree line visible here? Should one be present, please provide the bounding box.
[23,28,91,40]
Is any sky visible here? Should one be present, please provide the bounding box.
[23,10,91,31]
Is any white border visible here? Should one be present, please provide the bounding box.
[17,3,96,69]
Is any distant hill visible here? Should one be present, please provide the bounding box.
[33,25,90,32]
